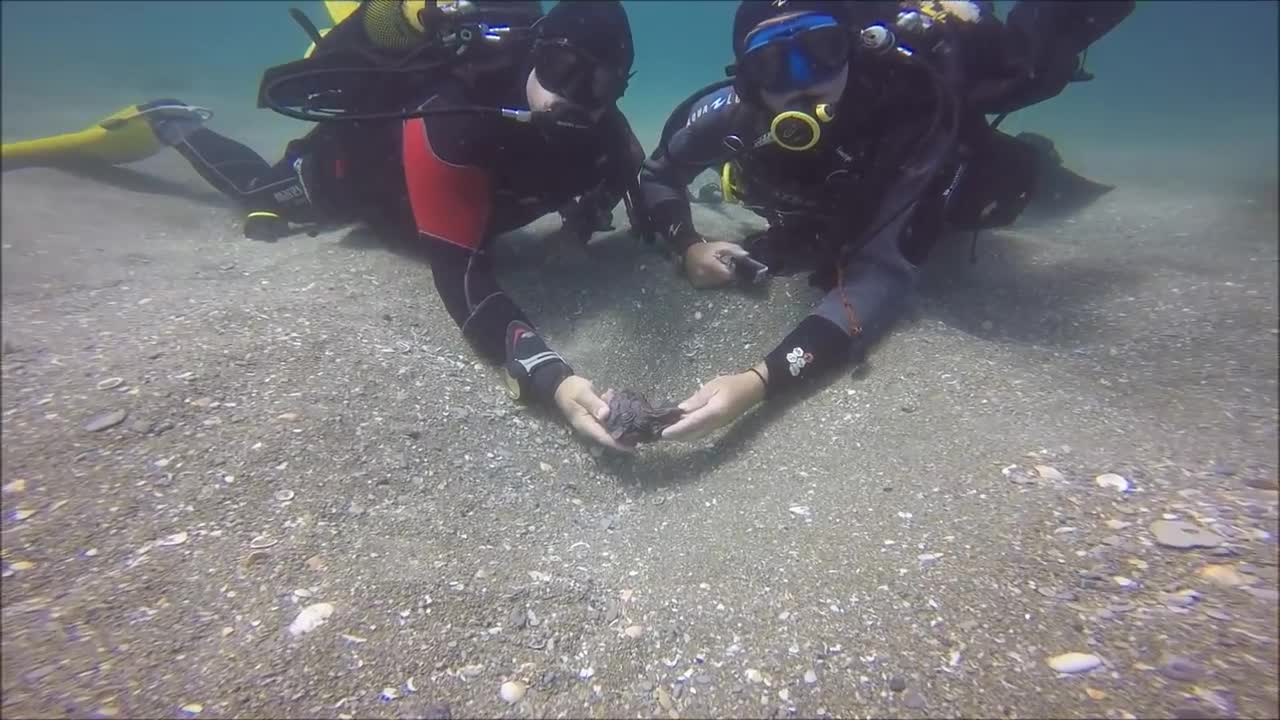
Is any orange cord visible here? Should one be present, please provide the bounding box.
[836,263,863,336]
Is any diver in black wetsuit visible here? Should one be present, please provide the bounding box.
[170,0,647,452]
[638,0,1134,441]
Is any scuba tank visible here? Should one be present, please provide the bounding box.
[970,0,1137,116]
[258,1,568,125]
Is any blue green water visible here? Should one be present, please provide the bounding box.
[2,1,1277,189]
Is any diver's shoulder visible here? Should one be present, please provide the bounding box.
[683,84,745,130]
[656,82,755,162]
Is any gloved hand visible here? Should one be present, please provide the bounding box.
[558,190,617,245]
[695,182,724,204]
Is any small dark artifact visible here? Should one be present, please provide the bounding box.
[605,390,683,445]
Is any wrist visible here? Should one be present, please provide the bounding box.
[649,201,701,258]
[530,361,573,406]
[503,321,573,405]
[678,232,706,254]
[745,363,769,403]
[679,237,711,273]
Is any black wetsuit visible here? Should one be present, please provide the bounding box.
[638,0,1133,398]
[174,70,641,393]
[173,120,404,229]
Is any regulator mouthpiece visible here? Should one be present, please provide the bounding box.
[770,103,835,152]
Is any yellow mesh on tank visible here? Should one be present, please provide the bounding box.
[362,0,423,50]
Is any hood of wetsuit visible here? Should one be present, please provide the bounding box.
[538,0,633,77]
[531,0,634,109]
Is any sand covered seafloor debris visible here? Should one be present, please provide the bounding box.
[1,154,1277,719]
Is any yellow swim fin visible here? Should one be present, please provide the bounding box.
[1,100,212,170]
[302,1,361,58]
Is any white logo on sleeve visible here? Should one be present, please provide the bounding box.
[786,346,814,377]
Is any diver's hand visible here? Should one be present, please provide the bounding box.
[661,365,767,441]
[554,376,635,454]
[684,241,748,289]
[547,198,615,255]
[563,194,616,241]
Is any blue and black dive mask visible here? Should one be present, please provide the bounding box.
[739,13,851,95]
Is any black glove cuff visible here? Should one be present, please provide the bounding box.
[529,360,573,406]
[504,320,574,406]
[649,200,702,255]
[762,315,851,400]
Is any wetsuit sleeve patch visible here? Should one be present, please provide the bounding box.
[402,117,491,250]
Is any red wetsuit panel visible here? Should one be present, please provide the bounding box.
[401,117,491,250]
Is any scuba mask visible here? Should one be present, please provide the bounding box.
[739,13,850,152]
[532,38,631,111]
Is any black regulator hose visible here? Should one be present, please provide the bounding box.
[261,67,592,129]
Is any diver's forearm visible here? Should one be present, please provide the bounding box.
[424,235,532,367]
[759,250,919,400]
[759,315,852,400]
[645,198,703,254]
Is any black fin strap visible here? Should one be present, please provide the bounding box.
[289,8,324,45]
